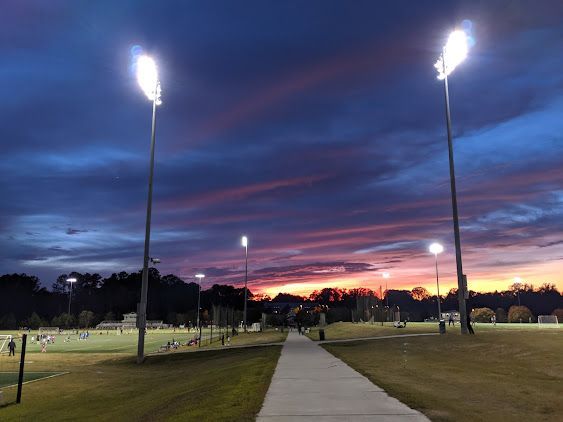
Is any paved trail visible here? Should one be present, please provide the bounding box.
[257,331,429,421]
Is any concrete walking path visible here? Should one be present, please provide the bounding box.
[257,331,429,421]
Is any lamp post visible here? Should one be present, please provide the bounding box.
[195,273,205,347]
[429,243,444,322]
[66,277,77,316]
[434,29,471,334]
[241,236,248,333]
[135,54,162,363]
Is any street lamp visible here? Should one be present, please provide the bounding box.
[429,243,444,322]
[434,28,471,335]
[135,54,162,364]
[241,235,248,333]
[66,277,77,316]
[195,273,205,347]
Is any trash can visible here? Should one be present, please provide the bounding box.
[319,329,325,341]
[439,320,446,335]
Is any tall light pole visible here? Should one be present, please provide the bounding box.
[434,28,471,334]
[429,243,444,321]
[135,54,162,363]
[195,273,205,346]
[66,277,77,316]
[382,272,390,307]
[241,236,248,333]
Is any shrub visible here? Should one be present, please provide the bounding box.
[508,305,534,323]
[471,307,495,323]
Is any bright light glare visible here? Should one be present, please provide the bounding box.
[136,55,162,105]
[241,236,248,248]
[66,277,77,283]
[434,30,469,80]
[513,276,522,283]
[429,243,444,255]
[382,272,390,279]
[195,273,205,279]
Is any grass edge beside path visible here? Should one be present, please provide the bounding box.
[1,346,283,421]
[322,330,562,422]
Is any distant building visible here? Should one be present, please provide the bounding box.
[96,312,169,330]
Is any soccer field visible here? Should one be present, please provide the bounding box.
[0,328,228,354]
[0,329,284,421]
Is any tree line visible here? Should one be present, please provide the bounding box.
[0,270,260,329]
[1,271,561,329]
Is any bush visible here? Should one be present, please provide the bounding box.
[508,306,534,323]
[551,308,563,321]
[471,307,495,323]
[495,307,507,323]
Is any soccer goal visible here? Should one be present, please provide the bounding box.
[0,335,13,354]
[537,315,559,327]
[39,327,60,335]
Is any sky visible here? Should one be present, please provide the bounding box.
[1,0,562,297]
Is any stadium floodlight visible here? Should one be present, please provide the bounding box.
[136,55,162,105]
[66,277,77,316]
[429,243,444,326]
[195,274,205,336]
[136,52,163,364]
[434,30,469,80]
[434,26,473,334]
[241,236,249,332]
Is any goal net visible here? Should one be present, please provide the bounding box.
[0,335,13,354]
[537,315,559,327]
[39,327,60,335]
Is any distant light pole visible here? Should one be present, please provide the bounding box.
[434,28,472,334]
[241,236,249,332]
[135,54,163,364]
[382,272,390,307]
[429,243,444,321]
[195,273,205,347]
[513,276,522,306]
[381,271,391,319]
[66,277,77,316]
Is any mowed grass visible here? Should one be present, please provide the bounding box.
[197,329,287,351]
[306,321,437,341]
[323,329,563,421]
[306,321,554,341]
[0,346,281,421]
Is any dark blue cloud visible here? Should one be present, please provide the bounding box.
[1,0,562,292]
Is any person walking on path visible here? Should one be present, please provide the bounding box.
[8,337,16,356]
[448,313,455,326]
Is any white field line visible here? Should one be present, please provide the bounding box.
[317,332,440,344]
[2,371,69,389]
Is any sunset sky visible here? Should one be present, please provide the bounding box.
[1,1,562,297]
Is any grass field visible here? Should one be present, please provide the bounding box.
[305,321,557,341]
[306,321,438,341]
[0,328,284,420]
[323,327,563,421]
